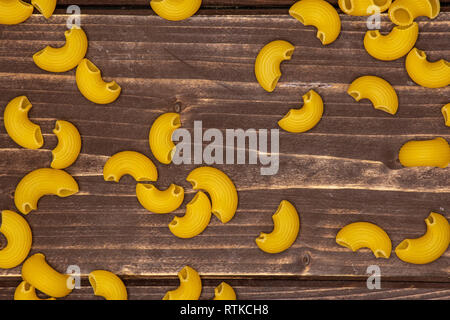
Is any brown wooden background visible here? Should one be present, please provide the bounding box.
[0,0,449,300]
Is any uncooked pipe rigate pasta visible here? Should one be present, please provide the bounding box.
[163,265,202,300]
[14,281,56,300]
[149,112,181,165]
[389,0,440,26]
[0,0,33,25]
[103,151,158,182]
[51,120,82,169]
[136,183,184,214]
[338,0,392,16]
[398,137,450,168]
[89,270,128,300]
[405,48,450,89]
[213,282,236,300]
[442,103,450,127]
[150,0,202,21]
[31,0,56,19]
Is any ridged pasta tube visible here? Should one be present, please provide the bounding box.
[31,0,56,19]
[442,103,450,127]
[278,89,324,133]
[398,137,450,168]
[338,0,392,16]
[103,151,158,182]
[254,40,295,92]
[21,253,74,298]
[289,0,341,45]
[33,27,88,73]
[348,75,398,115]
[136,183,184,214]
[0,210,32,269]
[14,168,79,214]
[51,120,81,169]
[4,96,44,150]
[187,166,238,224]
[213,282,236,300]
[405,48,450,88]
[76,58,121,104]
[389,0,440,26]
[256,200,300,254]
[149,113,181,164]
[14,281,56,300]
[395,212,449,264]
[169,191,212,239]
[364,23,419,61]
[150,0,202,21]
[163,266,202,300]
[0,0,33,25]
[89,270,128,300]
[336,222,392,258]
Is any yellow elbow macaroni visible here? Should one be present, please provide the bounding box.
[389,0,440,26]
[398,137,450,168]
[103,151,158,182]
[336,222,392,258]
[89,270,128,300]
[14,281,56,300]
[150,0,201,21]
[405,48,450,88]
[396,212,449,264]
[442,103,450,127]
[256,200,300,254]
[187,166,238,224]
[136,183,184,214]
[4,96,44,150]
[163,265,202,300]
[33,27,88,73]
[348,75,398,115]
[289,0,341,45]
[149,113,181,164]
[51,120,82,169]
[169,191,212,239]
[14,168,79,214]
[31,0,56,19]
[213,282,236,300]
[254,40,295,93]
[278,89,324,133]
[22,253,74,298]
[364,23,419,61]
[338,0,392,16]
[76,58,121,104]
[0,210,32,269]
[0,0,33,25]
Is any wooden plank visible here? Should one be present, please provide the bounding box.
[0,13,449,286]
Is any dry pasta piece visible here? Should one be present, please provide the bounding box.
[163,266,202,300]
[14,281,56,300]
[0,0,33,25]
[51,120,82,169]
[31,0,56,19]
[398,137,450,168]
[103,151,158,182]
[136,183,184,214]
[389,0,440,26]
[405,48,450,88]
[89,270,127,300]
[149,113,181,164]
[213,282,236,300]
[338,0,392,16]
[442,103,450,127]
[150,0,201,21]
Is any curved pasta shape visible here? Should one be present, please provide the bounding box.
[169,191,212,239]
[187,166,238,224]
[136,183,184,214]
[289,0,341,45]
[31,0,56,19]
[14,281,55,300]
[348,75,398,115]
[150,0,201,21]
[278,89,324,133]
[163,266,202,300]
[103,151,158,182]
[405,48,450,88]
[0,210,32,269]
[0,0,33,25]
[396,212,449,264]
[33,27,88,73]
[338,0,392,16]
[213,282,236,300]
[4,96,44,150]
[364,23,419,61]
[14,168,79,214]
[149,113,181,164]
[76,58,121,104]
[389,0,440,26]
[21,253,74,298]
[51,120,81,169]
[254,40,295,92]
[256,200,300,254]
[336,222,392,258]
[442,103,450,127]
[89,270,127,300]
[398,137,450,168]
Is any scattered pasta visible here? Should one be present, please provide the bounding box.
[442,103,450,127]
[395,212,449,264]
[51,120,82,169]
[14,168,79,214]
[31,0,56,19]
[336,222,392,258]
[278,89,324,133]
[14,281,55,300]
[89,270,128,300]
[76,58,121,104]
[149,113,181,164]
[405,48,450,88]
[150,0,202,21]
[163,265,202,300]
[103,151,158,182]
[4,96,44,150]
[398,137,450,168]
[254,40,295,92]
[348,75,398,115]
[0,0,33,25]
[289,0,341,45]
[213,282,236,300]
[389,0,440,26]
[136,183,184,214]
[338,0,392,16]
[33,27,88,73]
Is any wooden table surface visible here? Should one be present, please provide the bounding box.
[0,1,449,300]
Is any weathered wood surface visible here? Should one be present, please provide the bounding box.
[0,11,449,300]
